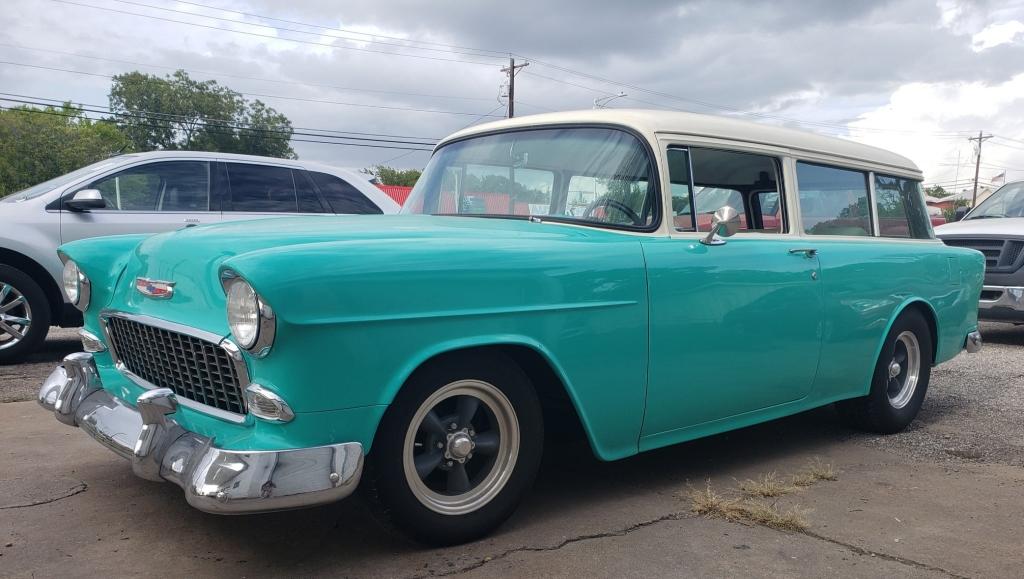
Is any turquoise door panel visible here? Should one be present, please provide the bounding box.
[640,236,824,437]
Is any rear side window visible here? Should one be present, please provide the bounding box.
[797,162,872,237]
[225,163,297,212]
[308,171,382,215]
[874,175,932,239]
[80,161,210,211]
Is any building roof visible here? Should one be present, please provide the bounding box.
[441,109,921,177]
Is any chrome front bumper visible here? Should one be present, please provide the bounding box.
[979,286,1024,322]
[38,352,363,514]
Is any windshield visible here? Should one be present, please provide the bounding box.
[1,157,129,203]
[967,182,1024,219]
[402,127,657,229]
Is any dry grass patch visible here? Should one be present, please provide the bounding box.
[791,459,838,487]
[738,471,796,498]
[688,482,809,532]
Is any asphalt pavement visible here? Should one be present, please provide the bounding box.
[1,322,1022,578]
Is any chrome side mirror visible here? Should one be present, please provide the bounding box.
[700,206,741,246]
[65,189,106,212]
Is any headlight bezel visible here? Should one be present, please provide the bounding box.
[221,270,276,357]
[59,254,91,312]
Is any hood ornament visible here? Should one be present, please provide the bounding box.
[135,277,176,299]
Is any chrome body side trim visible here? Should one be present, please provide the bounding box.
[38,353,363,514]
[99,310,250,423]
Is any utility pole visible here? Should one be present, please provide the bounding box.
[969,131,993,207]
[501,56,529,118]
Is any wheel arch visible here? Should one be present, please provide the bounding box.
[873,298,939,368]
[0,247,64,324]
[375,337,597,457]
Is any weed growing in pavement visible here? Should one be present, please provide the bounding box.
[688,460,836,533]
[739,471,797,498]
[791,458,838,487]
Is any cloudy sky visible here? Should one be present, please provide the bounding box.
[4,0,1024,191]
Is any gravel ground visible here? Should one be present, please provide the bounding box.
[858,321,1024,467]
[3,322,1022,467]
[0,327,79,403]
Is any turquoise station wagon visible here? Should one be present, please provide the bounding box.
[39,110,984,545]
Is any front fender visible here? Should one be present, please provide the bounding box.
[58,234,150,317]
[223,236,650,461]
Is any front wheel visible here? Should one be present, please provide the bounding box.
[0,265,51,365]
[367,353,543,545]
[836,309,932,434]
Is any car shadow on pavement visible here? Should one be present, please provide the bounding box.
[130,405,857,574]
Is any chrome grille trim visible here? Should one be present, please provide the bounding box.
[100,311,248,423]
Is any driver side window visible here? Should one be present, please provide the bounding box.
[667,147,785,233]
[78,161,211,211]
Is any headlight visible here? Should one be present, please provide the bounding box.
[61,258,90,311]
[223,274,275,356]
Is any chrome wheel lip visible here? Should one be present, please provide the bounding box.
[887,331,921,410]
[0,283,32,351]
[402,379,519,516]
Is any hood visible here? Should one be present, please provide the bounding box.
[935,217,1024,237]
[110,214,623,330]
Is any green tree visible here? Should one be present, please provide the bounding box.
[109,70,295,158]
[925,186,950,198]
[364,165,422,187]
[0,104,130,196]
[941,199,970,221]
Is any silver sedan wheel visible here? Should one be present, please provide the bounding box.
[886,331,921,409]
[0,283,32,351]
[402,379,519,516]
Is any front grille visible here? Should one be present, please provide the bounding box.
[941,238,1024,272]
[105,316,247,415]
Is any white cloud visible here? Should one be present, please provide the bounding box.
[849,74,1024,189]
[972,20,1024,51]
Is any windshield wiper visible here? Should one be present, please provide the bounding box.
[966,214,1004,220]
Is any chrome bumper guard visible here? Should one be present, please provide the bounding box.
[38,352,363,514]
[965,330,982,353]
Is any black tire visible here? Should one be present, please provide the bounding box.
[0,265,51,365]
[836,309,932,434]
[367,352,543,546]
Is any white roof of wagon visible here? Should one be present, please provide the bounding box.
[441,109,921,176]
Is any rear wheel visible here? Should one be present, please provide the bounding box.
[0,265,50,364]
[368,353,543,545]
[836,309,932,434]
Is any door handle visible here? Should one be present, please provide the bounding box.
[788,248,818,258]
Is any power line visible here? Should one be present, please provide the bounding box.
[0,104,435,151]
[47,0,503,67]
[0,43,495,103]
[0,61,505,118]
[0,92,441,141]
[0,95,438,147]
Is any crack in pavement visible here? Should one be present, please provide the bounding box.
[797,529,970,579]
[403,511,695,578]
[406,509,971,579]
[0,481,88,510]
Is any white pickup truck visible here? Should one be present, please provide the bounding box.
[935,181,1024,324]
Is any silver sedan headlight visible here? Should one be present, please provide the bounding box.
[223,273,275,356]
[61,258,90,312]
